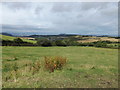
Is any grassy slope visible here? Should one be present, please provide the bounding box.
[2,46,118,88]
[0,34,36,43]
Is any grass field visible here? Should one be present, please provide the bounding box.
[78,37,118,43]
[2,46,118,88]
[0,35,36,43]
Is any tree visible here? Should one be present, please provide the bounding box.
[55,40,67,46]
[14,38,23,43]
[37,39,52,47]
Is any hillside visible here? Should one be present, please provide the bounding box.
[0,34,37,44]
[0,32,13,36]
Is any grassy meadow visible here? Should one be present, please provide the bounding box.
[2,46,118,88]
[0,35,36,43]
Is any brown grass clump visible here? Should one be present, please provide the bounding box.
[44,56,67,72]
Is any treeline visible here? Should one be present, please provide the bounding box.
[1,38,119,49]
[78,41,120,49]
[36,38,81,47]
[36,38,120,49]
[1,38,35,46]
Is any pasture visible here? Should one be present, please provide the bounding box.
[0,35,36,44]
[2,46,118,88]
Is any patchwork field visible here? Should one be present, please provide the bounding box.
[78,37,118,43]
[2,46,118,88]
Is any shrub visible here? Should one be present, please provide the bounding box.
[44,56,67,72]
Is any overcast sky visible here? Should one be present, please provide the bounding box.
[1,2,118,36]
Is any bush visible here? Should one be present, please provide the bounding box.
[44,56,67,72]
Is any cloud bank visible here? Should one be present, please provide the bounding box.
[1,2,118,35]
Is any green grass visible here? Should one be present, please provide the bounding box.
[2,46,118,88]
[0,34,36,43]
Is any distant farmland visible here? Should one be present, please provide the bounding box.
[77,37,119,43]
[1,34,119,44]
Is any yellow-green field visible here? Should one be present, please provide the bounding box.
[2,46,118,88]
[0,35,36,43]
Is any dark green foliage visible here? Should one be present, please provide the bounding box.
[37,39,52,47]
[14,38,24,43]
[55,40,67,46]
[93,41,107,47]
[78,43,94,47]
[0,38,2,46]
[77,41,119,49]
[2,39,35,46]
[63,39,79,46]
[2,40,14,46]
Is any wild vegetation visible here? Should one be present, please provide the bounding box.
[2,46,118,88]
[44,56,67,72]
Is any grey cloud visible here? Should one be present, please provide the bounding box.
[81,2,109,10]
[1,2,118,36]
[101,7,118,18]
[2,24,46,31]
[35,6,43,15]
[2,2,31,10]
[51,3,74,12]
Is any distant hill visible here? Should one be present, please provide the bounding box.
[24,34,78,38]
[0,32,13,36]
[23,34,119,38]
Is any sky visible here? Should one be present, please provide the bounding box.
[0,2,118,36]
